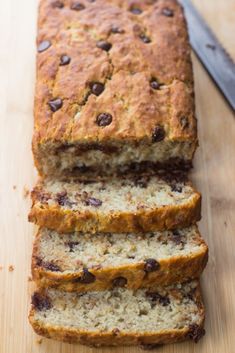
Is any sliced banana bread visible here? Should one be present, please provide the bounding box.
[29,280,205,347]
[29,175,201,233]
[32,226,208,292]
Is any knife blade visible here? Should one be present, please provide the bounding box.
[179,0,235,111]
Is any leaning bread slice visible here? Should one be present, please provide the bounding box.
[29,280,205,347]
[29,175,201,233]
[32,226,208,292]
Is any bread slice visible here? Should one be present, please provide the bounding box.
[29,175,201,233]
[32,226,208,292]
[34,0,197,178]
[29,280,205,347]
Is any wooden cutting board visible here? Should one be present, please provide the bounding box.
[0,1,235,352]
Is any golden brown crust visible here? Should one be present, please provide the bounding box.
[28,284,205,346]
[33,0,197,176]
[32,229,208,292]
[29,193,201,233]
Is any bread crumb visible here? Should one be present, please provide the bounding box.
[36,338,43,344]
[13,185,17,190]
[8,265,14,272]
[28,276,33,282]
[23,186,30,199]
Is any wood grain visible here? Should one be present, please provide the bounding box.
[0,0,234,352]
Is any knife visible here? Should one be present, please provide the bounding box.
[179,0,235,111]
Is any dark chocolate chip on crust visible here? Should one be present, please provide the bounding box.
[146,291,170,307]
[112,328,120,335]
[96,113,113,127]
[144,259,160,272]
[111,26,124,34]
[162,8,174,17]
[71,2,85,10]
[74,268,96,284]
[48,98,63,112]
[96,40,112,51]
[130,7,142,14]
[60,55,71,66]
[31,292,52,311]
[150,78,161,90]
[52,1,64,8]
[139,34,151,43]
[112,277,127,287]
[37,40,51,53]
[90,82,105,96]
[152,125,165,142]
[187,324,205,343]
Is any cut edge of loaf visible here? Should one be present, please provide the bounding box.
[32,226,208,292]
[29,280,205,347]
[29,176,201,233]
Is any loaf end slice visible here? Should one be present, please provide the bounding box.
[32,226,208,292]
[29,175,201,233]
[29,280,205,347]
[34,0,197,178]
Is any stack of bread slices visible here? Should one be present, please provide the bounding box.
[29,0,208,348]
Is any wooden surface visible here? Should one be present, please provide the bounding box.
[0,0,235,352]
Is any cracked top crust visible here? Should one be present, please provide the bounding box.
[34,0,196,147]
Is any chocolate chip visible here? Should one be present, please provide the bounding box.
[85,197,102,207]
[152,125,165,142]
[65,241,80,252]
[60,55,71,66]
[52,1,64,8]
[171,184,182,193]
[37,40,51,53]
[187,324,205,343]
[96,40,112,51]
[44,262,61,272]
[55,191,68,206]
[75,268,96,284]
[130,7,142,14]
[144,259,160,272]
[150,79,161,90]
[180,116,189,129]
[90,82,105,96]
[36,258,60,272]
[139,34,151,43]
[162,8,174,17]
[96,113,113,127]
[38,192,51,203]
[111,26,124,34]
[140,344,163,350]
[71,2,85,10]
[112,328,120,335]
[48,98,63,112]
[171,230,183,245]
[113,277,127,287]
[146,291,170,307]
[31,292,52,311]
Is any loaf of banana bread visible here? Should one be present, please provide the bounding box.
[29,280,205,347]
[33,0,197,177]
[29,174,201,233]
[32,226,208,292]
